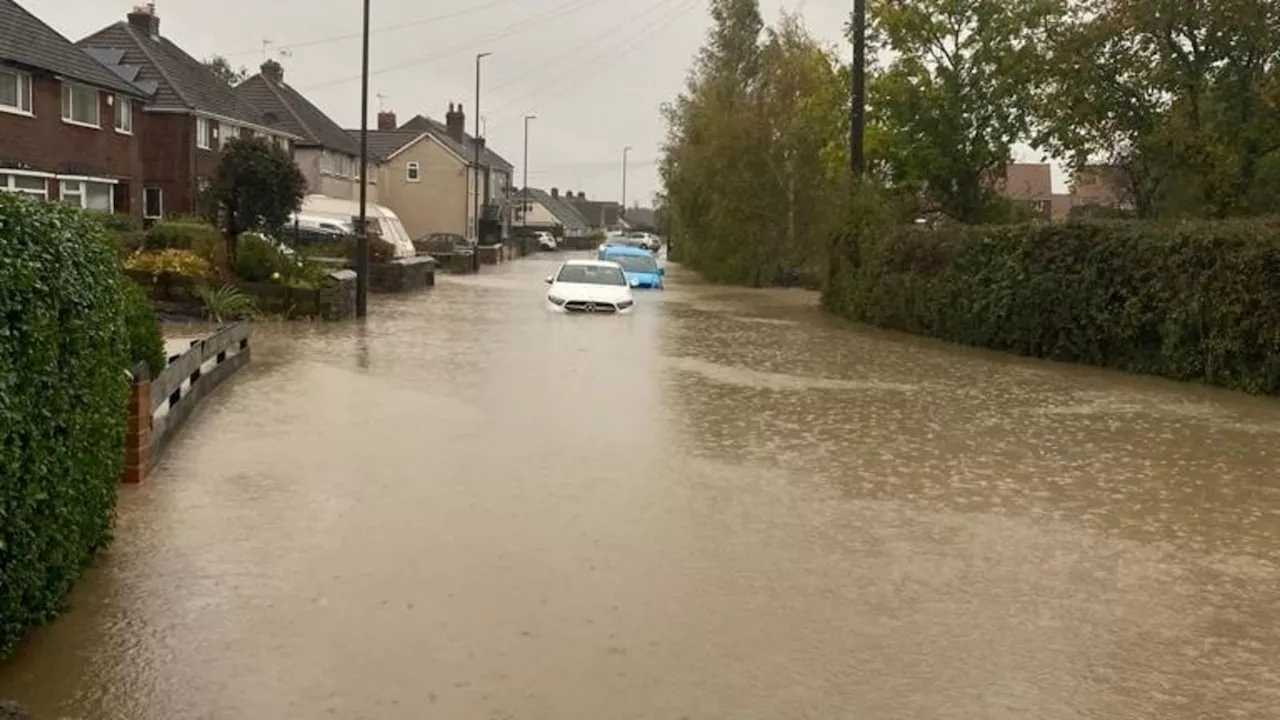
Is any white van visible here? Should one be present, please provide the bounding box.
[292,194,416,258]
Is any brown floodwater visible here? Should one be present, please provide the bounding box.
[2,254,1279,719]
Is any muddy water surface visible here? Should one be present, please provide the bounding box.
[2,254,1279,719]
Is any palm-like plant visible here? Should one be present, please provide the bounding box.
[195,284,258,323]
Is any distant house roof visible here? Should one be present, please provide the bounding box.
[398,114,514,171]
[524,188,588,232]
[346,129,430,162]
[1000,163,1053,200]
[622,207,657,229]
[235,62,360,155]
[569,197,622,229]
[77,18,284,129]
[0,0,145,96]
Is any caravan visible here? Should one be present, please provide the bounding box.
[289,194,417,258]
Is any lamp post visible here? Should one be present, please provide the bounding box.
[355,0,371,316]
[621,145,631,223]
[522,115,535,233]
[473,52,491,244]
[850,0,866,176]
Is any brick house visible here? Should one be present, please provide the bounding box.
[77,3,299,220]
[997,163,1054,219]
[236,59,377,203]
[0,0,149,215]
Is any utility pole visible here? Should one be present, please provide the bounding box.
[522,115,535,233]
[850,0,866,176]
[621,145,631,224]
[355,0,371,316]
[473,52,491,244]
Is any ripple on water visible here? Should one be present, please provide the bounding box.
[663,355,920,393]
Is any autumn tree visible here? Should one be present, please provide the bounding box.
[213,137,306,265]
[1038,0,1280,218]
[868,0,1064,222]
[204,54,248,85]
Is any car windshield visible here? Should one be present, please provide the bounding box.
[608,254,658,272]
[556,264,626,286]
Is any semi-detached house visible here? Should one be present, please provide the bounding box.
[0,0,149,215]
[77,3,298,220]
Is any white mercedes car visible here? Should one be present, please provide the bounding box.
[545,259,636,314]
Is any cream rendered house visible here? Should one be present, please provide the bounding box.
[357,106,513,241]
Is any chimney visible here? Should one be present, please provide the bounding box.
[377,110,397,130]
[260,59,284,84]
[445,102,465,143]
[551,188,558,198]
[127,2,160,37]
[577,191,586,199]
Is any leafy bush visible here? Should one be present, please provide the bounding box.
[195,284,258,322]
[234,233,292,282]
[824,217,1280,394]
[0,194,131,658]
[122,278,165,378]
[124,249,215,280]
[144,221,224,265]
[85,210,141,233]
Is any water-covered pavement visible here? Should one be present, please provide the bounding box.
[3,253,1280,719]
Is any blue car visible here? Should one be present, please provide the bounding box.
[597,245,664,289]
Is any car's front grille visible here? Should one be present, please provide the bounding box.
[564,301,617,313]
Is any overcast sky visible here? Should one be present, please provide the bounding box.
[30,0,860,207]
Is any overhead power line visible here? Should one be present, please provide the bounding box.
[483,0,688,97]
[221,0,527,58]
[489,0,703,126]
[297,0,616,92]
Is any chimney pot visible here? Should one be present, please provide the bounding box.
[260,59,283,83]
[127,2,160,37]
[446,102,465,143]
[551,188,558,198]
[377,110,397,131]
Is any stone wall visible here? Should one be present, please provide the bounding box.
[370,256,436,292]
[320,270,357,319]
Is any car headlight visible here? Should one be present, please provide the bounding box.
[616,299,634,309]
[547,294,567,306]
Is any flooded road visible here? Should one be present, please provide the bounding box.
[3,253,1280,718]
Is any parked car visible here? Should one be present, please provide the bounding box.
[414,232,471,256]
[544,260,635,314]
[625,231,662,252]
[598,235,650,252]
[597,244,664,289]
[535,231,558,251]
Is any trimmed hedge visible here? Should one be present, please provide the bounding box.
[0,195,131,658]
[122,278,166,378]
[824,218,1280,394]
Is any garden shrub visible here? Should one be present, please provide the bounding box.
[124,249,215,280]
[122,278,166,378]
[0,194,131,658]
[823,217,1280,394]
[145,221,224,265]
[234,233,292,282]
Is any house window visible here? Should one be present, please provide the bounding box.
[0,68,33,115]
[114,96,133,133]
[59,180,115,212]
[61,83,101,127]
[276,136,289,152]
[196,117,212,150]
[0,173,48,198]
[143,187,163,218]
[220,123,237,147]
[406,162,420,182]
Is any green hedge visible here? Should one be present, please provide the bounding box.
[0,195,131,657]
[145,221,225,265]
[122,277,166,378]
[824,218,1280,394]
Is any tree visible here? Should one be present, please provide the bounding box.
[1038,0,1280,218]
[213,137,306,265]
[867,0,1065,223]
[204,55,248,85]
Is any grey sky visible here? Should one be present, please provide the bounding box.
[30,0,856,208]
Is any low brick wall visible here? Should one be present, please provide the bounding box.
[370,256,436,292]
[477,244,503,265]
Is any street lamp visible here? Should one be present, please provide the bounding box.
[355,0,371,316]
[473,52,492,244]
[621,145,632,222]
[850,0,866,176]
[522,115,535,233]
